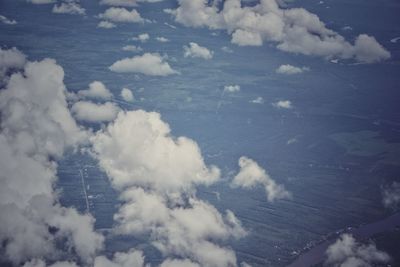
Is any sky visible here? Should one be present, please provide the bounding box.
[0,0,400,267]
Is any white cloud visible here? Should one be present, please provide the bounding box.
[0,54,103,265]
[112,188,244,267]
[231,29,263,46]
[325,234,390,267]
[0,15,17,25]
[287,137,297,145]
[90,110,245,266]
[23,259,79,267]
[353,34,391,63]
[0,58,87,156]
[27,0,55,4]
[0,47,26,80]
[131,33,150,42]
[77,81,113,100]
[109,53,178,76]
[71,101,120,122]
[168,0,390,63]
[183,42,213,59]
[100,0,139,6]
[122,45,142,52]
[98,7,144,23]
[164,22,177,29]
[272,100,292,109]
[224,84,240,93]
[156,36,169,42]
[382,182,400,210]
[100,0,163,7]
[52,2,86,15]
[232,156,291,202]
[98,20,116,28]
[91,110,220,192]
[250,96,264,104]
[390,37,400,43]
[94,249,145,267]
[159,259,200,267]
[276,64,309,74]
[120,88,134,102]
[221,46,233,53]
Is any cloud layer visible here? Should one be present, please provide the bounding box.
[382,182,400,210]
[232,156,291,202]
[90,110,246,266]
[0,15,17,25]
[120,88,134,102]
[183,42,213,60]
[325,234,390,267]
[0,47,26,80]
[71,101,120,122]
[99,7,144,23]
[272,100,292,109]
[109,53,178,76]
[224,84,240,93]
[0,51,103,265]
[167,0,390,63]
[52,2,85,15]
[100,0,163,7]
[276,64,308,74]
[77,81,113,100]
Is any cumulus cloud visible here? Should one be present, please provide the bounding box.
[27,0,55,4]
[131,33,150,42]
[100,0,139,6]
[232,157,291,202]
[342,26,352,31]
[231,29,263,46]
[0,47,26,80]
[382,182,400,210]
[0,15,17,25]
[91,110,220,192]
[23,259,79,267]
[276,64,309,74]
[353,34,391,63]
[156,36,169,42]
[250,96,264,104]
[109,53,178,76]
[224,84,240,92]
[98,20,116,28]
[0,57,87,155]
[325,234,390,267]
[100,0,163,7]
[272,100,292,109]
[159,259,200,267]
[122,45,142,52]
[90,110,246,266]
[94,249,145,267]
[120,88,134,102]
[0,52,103,265]
[221,46,233,53]
[98,7,144,23]
[183,42,213,59]
[112,188,244,266]
[71,101,120,123]
[77,81,113,100]
[52,2,86,15]
[167,0,390,63]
